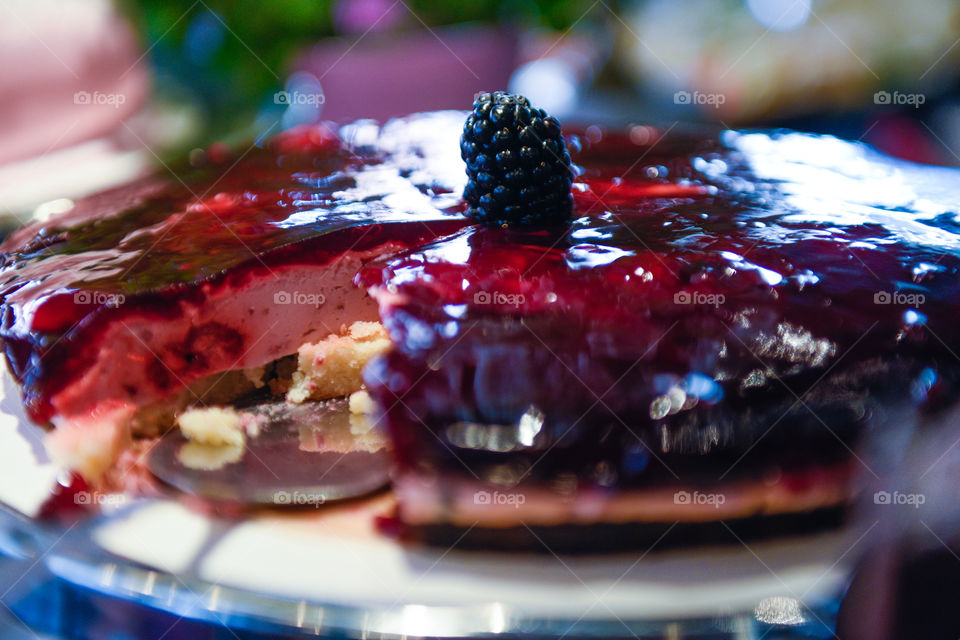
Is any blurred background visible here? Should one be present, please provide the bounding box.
[1,0,959,222]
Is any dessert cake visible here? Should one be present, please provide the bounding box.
[0,114,466,481]
[1,95,958,549]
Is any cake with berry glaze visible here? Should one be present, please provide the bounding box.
[359,97,960,548]
[1,97,959,550]
[0,114,468,479]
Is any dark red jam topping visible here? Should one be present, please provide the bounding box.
[360,124,960,490]
[1,117,469,319]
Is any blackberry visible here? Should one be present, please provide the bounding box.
[460,92,573,227]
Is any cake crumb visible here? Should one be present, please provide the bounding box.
[348,390,378,435]
[47,405,133,481]
[287,321,390,403]
[239,412,267,438]
[243,365,266,389]
[177,441,244,471]
[349,390,375,415]
[177,407,245,447]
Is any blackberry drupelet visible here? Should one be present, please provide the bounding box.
[460,92,573,227]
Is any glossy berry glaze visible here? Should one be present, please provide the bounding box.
[3,109,960,531]
[0,113,469,423]
[359,118,960,527]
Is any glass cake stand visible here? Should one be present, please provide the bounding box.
[0,362,851,639]
[0,500,850,640]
